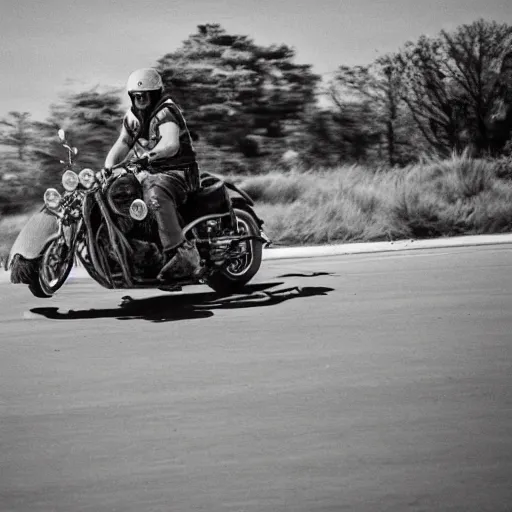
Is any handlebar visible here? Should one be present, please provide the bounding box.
[97,156,150,188]
[109,155,149,172]
[110,156,149,171]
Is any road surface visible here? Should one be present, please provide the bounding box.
[1,245,512,511]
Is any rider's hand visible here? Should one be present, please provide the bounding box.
[99,167,112,181]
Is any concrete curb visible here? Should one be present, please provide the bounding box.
[262,233,512,260]
[2,233,512,282]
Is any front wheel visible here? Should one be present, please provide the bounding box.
[29,236,74,298]
[206,208,263,294]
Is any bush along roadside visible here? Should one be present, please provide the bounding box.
[239,154,512,246]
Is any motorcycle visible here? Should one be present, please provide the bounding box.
[7,129,271,298]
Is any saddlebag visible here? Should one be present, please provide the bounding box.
[181,175,232,223]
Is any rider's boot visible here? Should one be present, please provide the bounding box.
[157,240,201,281]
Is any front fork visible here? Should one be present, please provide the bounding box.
[81,191,134,288]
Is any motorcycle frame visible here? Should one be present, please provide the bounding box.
[74,185,263,290]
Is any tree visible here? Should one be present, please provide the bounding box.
[32,88,125,187]
[329,56,419,166]
[487,51,512,153]
[395,19,512,156]
[156,24,320,164]
[303,103,382,167]
[0,111,33,161]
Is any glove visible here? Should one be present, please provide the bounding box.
[99,167,112,181]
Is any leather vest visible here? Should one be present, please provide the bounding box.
[123,98,196,168]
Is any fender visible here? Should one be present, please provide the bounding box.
[229,196,271,247]
[222,179,265,228]
[7,207,59,270]
[223,180,254,206]
[230,196,264,228]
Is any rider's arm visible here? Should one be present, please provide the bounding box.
[145,121,180,162]
[104,124,132,169]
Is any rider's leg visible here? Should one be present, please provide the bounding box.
[143,172,200,279]
[143,173,185,252]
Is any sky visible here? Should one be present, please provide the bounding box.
[2,0,512,121]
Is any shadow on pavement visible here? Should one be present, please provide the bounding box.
[29,281,334,323]
[277,271,336,278]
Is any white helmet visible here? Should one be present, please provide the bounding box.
[126,68,163,93]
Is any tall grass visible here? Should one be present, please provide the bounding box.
[240,155,512,245]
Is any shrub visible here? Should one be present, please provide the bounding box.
[247,155,512,245]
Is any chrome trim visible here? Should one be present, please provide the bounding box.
[181,213,232,238]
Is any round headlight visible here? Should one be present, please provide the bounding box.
[44,188,62,209]
[79,168,96,189]
[129,199,148,221]
[62,170,79,191]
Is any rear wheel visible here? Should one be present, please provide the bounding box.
[206,208,263,294]
[30,236,74,298]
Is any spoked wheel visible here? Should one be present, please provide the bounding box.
[206,208,263,294]
[29,236,74,298]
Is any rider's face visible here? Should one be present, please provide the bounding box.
[132,92,151,110]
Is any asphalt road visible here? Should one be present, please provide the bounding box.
[1,245,512,512]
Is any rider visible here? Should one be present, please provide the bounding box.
[104,68,201,281]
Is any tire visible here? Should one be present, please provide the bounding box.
[206,208,263,294]
[33,236,74,298]
[28,280,53,299]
